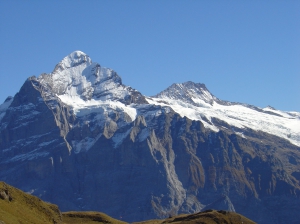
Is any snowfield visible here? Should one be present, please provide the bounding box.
[147,96,300,147]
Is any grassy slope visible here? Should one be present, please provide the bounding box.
[0,181,126,224]
[134,209,257,224]
[62,211,127,224]
[0,181,61,224]
[0,181,256,224]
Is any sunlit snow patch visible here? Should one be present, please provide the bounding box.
[58,94,137,121]
[148,97,300,147]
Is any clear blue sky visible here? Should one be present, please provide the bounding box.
[1,0,299,111]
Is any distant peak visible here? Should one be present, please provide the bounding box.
[182,81,207,88]
[161,81,208,93]
[154,81,216,105]
[53,50,92,73]
[265,105,276,110]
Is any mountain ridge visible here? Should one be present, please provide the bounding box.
[23,50,300,147]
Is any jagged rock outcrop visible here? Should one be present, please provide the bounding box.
[0,51,299,223]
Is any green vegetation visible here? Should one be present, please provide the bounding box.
[62,211,127,224]
[0,181,61,224]
[134,209,256,224]
[0,181,126,224]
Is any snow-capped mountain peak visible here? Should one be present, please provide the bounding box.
[37,51,131,102]
[53,50,92,73]
[34,51,147,124]
[154,81,217,106]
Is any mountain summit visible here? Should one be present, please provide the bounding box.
[0,51,300,223]
[54,50,92,71]
[154,81,217,105]
[38,51,147,104]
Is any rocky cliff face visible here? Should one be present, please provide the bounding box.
[0,51,300,223]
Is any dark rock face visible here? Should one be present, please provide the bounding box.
[0,53,300,223]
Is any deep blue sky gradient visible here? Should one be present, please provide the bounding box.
[1,0,299,111]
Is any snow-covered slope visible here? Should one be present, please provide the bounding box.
[38,51,138,103]
[149,82,300,147]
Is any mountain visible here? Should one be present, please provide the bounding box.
[0,51,299,223]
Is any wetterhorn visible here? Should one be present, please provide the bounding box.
[1,51,299,223]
